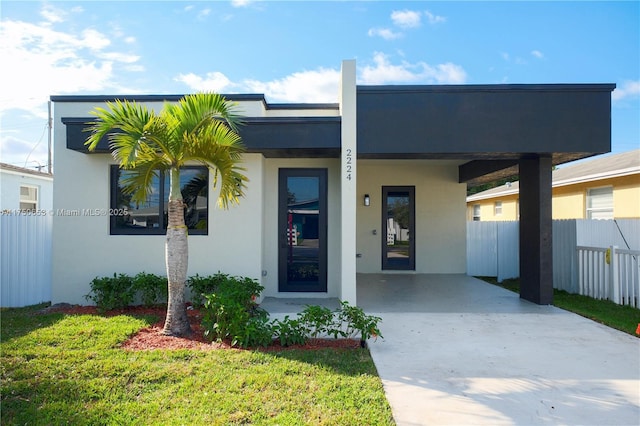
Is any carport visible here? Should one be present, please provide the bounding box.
[356,83,616,304]
[356,274,640,426]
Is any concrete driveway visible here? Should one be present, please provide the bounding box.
[358,274,640,426]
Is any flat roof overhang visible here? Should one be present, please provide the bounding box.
[61,116,342,159]
[56,83,615,182]
[356,84,615,185]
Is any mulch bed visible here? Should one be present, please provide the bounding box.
[41,304,361,351]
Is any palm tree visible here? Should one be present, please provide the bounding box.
[86,93,248,336]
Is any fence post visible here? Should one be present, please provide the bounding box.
[609,245,620,304]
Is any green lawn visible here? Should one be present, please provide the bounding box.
[478,277,640,337]
[1,304,394,425]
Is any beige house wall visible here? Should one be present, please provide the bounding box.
[613,177,640,218]
[357,160,467,274]
[467,194,519,221]
[466,174,640,221]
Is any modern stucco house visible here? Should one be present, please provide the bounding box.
[50,60,615,306]
[466,149,640,221]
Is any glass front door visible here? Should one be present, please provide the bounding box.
[278,169,327,292]
[382,186,415,270]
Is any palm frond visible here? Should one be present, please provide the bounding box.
[182,120,248,208]
[86,100,175,167]
[118,158,166,205]
[169,92,244,135]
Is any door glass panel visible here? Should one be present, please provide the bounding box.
[286,176,320,284]
[383,187,415,270]
[279,169,327,292]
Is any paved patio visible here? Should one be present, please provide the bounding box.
[262,274,640,426]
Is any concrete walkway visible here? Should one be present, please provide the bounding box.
[358,274,640,426]
[261,274,640,425]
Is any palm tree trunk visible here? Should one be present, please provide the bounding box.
[162,167,191,336]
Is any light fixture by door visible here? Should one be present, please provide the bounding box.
[364,194,370,206]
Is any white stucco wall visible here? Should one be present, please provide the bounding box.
[356,160,467,274]
[51,98,340,305]
[51,99,267,305]
[261,158,341,298]
[51,150,265,305]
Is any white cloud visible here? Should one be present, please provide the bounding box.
[244,68,341,103]
[176,53,466,102]
[368,27,402,40]
[391,10,422,28]
[175,67,340,103]
[0,10,143,118]
[424,10,446,24]
[231,0,252,8]
[612,80,640,102]
[531,50,544,59]
[359,52,466,85]
[174,71,235,93]
[40,4,67,24]
[197,8,212,20]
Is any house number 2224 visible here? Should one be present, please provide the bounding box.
[345,148,353,181]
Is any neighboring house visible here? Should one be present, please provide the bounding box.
[50,60,615,306]
[0,163,53,211]
[466,149,640,221]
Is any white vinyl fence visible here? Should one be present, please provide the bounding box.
[577,245,639,307]
[1,215,52,307]
[467,219,640,307]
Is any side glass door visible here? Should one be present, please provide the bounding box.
[382,186,415,270]
[278,169,327,292]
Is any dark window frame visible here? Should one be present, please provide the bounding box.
[382,185,416,271]
[110,165,208,236]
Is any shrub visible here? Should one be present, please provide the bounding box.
[187,273,228,307]
[238,313,274,348]
[198,275,384,349]
[200,275,269,347]
[85,273,135,311]
[271,315,308,347]
[337,301,383,345]
[133,272,168,307]
[298,305,335,338]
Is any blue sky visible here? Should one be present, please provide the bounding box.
[1,1,638,171]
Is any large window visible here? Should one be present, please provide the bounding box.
[586,186,613,219]
[19,185,38,211]
[110,166,209,235]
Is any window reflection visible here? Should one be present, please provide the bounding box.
[386,193,410,260]
[111,166,208,235]
[286,177,320,283]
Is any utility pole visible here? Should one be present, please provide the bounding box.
[47,100,52,174]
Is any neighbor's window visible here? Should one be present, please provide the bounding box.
[494,201,503,216]
[472,204,481,221]
[19,185,38,211]
[110,165,209,235]
[586,186,613,220]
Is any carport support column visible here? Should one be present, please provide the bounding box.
[340,59,357,305]
[519,155,553,305]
